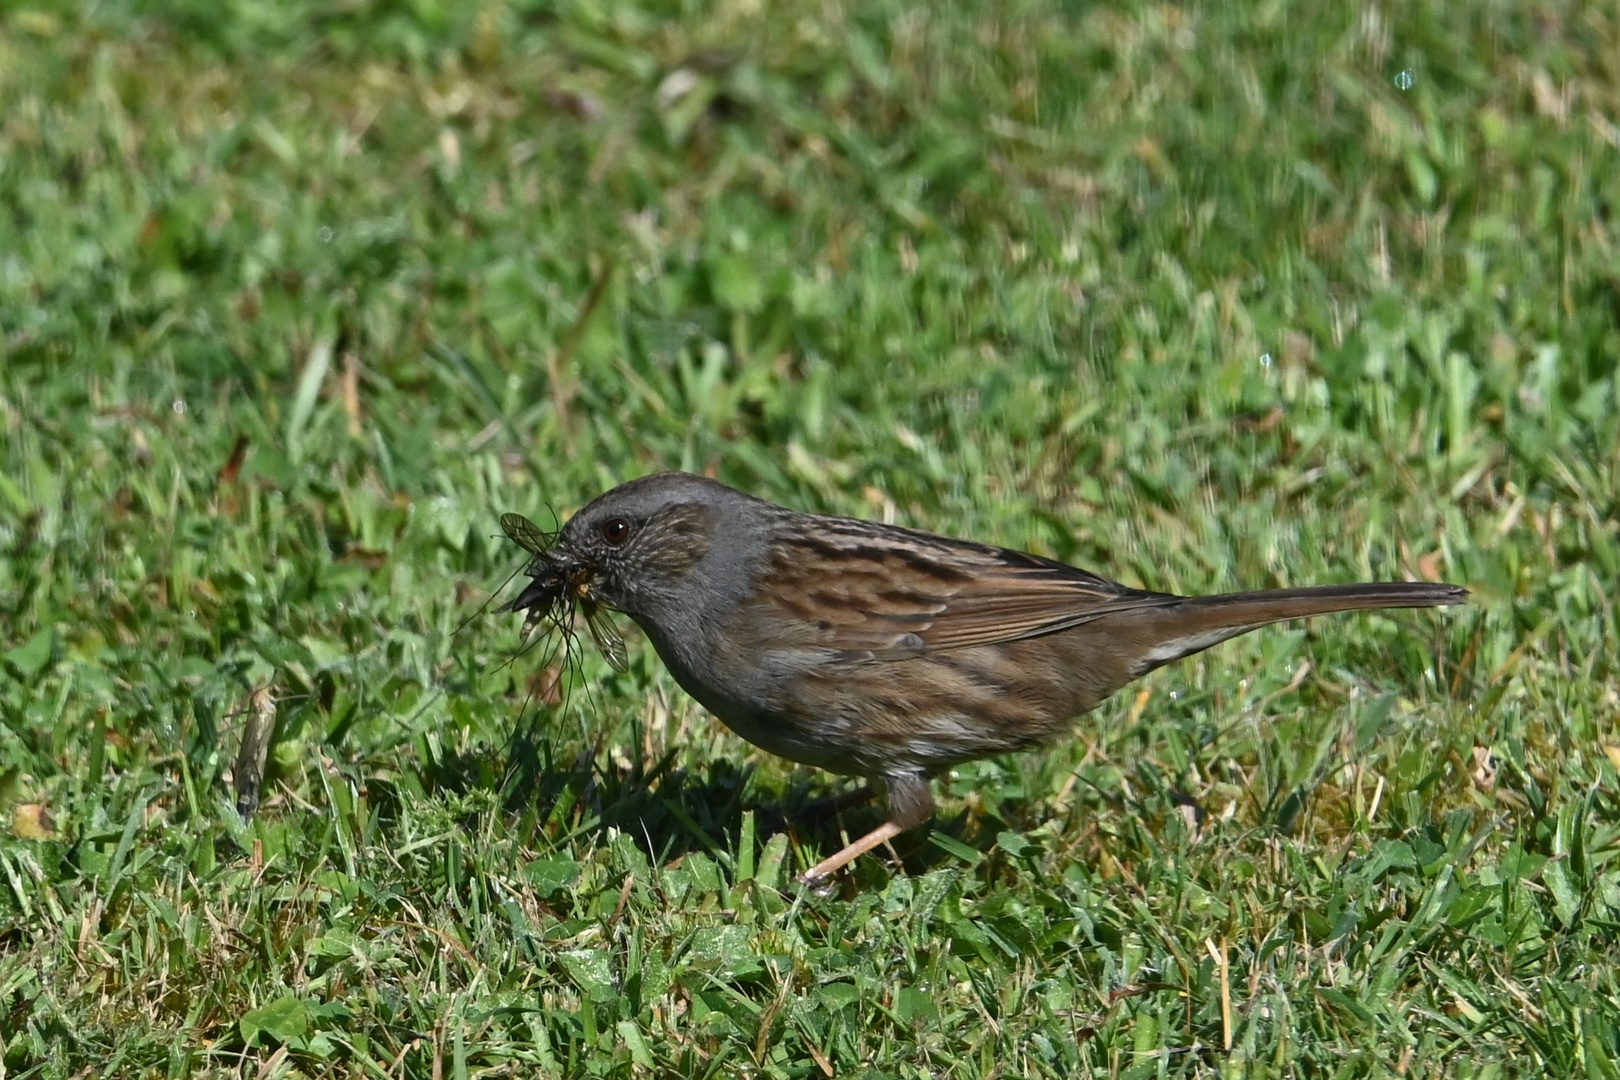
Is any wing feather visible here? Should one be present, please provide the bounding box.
[757,518,1180,658]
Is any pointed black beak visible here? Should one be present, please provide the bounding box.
[498,570,563,616]
[500,547,582,616]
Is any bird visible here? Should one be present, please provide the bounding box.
[499,472,1467,883]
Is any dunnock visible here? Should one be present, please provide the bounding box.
[500,472,1467,882]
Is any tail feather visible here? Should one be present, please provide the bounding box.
[1123,581,1467,676]
[1184,582,1469,619]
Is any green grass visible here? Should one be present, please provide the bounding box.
[2,0,1618,1075]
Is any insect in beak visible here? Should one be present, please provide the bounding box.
[498,513,629,673]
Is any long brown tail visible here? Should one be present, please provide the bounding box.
[1121,582,1468,677]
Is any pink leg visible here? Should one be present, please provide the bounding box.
[798,771,936,885]
[799,820,905,884]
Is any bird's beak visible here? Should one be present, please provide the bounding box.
[500,546,577,616]
[498,573,556,615]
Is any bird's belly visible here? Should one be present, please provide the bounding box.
[637,628,867,773]
[742,646,1087,776]
[703,705,871,775]
[644,628,1115,778]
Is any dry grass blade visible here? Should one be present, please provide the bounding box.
[233,683,278,822]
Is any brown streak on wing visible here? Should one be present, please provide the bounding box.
[763,521,1178,657]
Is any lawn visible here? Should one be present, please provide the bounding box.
[1,0,1617,1075]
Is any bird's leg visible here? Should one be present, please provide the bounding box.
[798,821,905,883]
[799,772,934,884]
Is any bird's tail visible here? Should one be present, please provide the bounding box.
[1120,582,1468,676]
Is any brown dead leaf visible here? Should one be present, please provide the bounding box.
[342,545,388,571]
[217,434,250,487]
[530,664,566,706]
[1239,405,1287,434]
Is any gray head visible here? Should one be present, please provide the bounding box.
[551,472,770,624]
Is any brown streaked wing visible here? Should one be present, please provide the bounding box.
[762,521,1181,657]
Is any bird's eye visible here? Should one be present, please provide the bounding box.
[601,518,633,546]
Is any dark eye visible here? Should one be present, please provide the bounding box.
[600,517,633,546]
